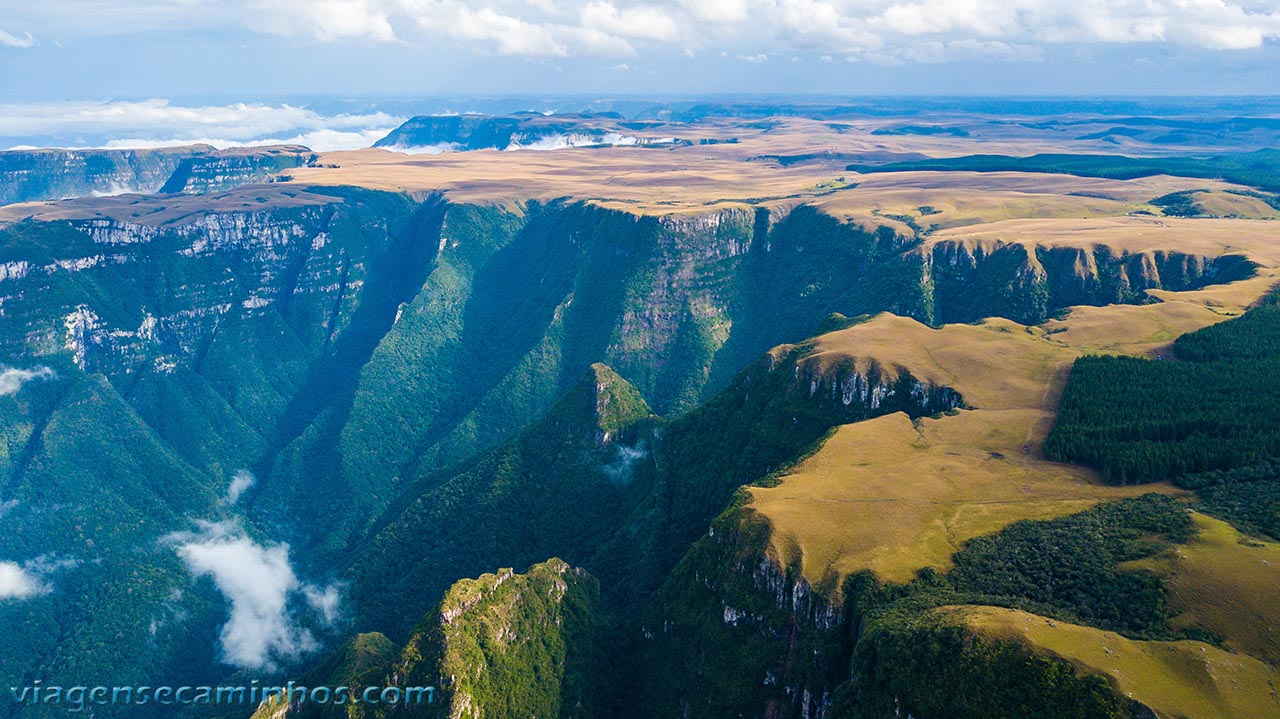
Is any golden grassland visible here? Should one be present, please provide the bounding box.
[745,409,1163,587]
[750,315,1169,586]
[1190,190,1280,220]
[2,115,1273,224]
[284,138,1256,218]
[1127,513,1280,666]
[945,605,1280,719]
[743,201,1280,712]
[749,221,1280,588]
[814,172,1271,234]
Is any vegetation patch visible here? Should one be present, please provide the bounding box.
[1045,291,1280,484]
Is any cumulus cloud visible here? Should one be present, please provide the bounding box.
[0,28,36,48]
[678,0,750,25]
[225,470,255,505]
[168,521,341,671]
[867,0,1280,50]
[581,2,681,42]
[453,6,571,56]
[0,100,401,151]
[6,0,1280,68]
[249,0,397,42]
[0,366,55,397]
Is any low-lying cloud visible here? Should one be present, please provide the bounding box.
[601,442,650,484]
[225,470,256,505]
[0,554,78,601]
[168,521,341,671]
[0,100,401,152]
[0,366,55,397]
[0,561,46,600]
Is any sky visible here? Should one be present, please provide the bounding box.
[1,0,1280,148]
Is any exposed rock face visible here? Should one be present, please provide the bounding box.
[0,146,211,204]
[909,240,1253,325]
[0,196,1239,562]
[0,193,1251,719]
[2,202,350,376]
[374,112,681,152]
[637,512,849,719]
[378,559,603,719]
[0,145,314,205]
[159,146,315,194]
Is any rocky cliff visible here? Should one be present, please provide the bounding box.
[159,146,315,194]
[0,146,211,204]
[0,191,1254,719]
[0,145,314,205]
[374,112,681,152]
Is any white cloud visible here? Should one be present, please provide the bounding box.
[678,0,749,25]
[581,2,681,42]
[0,28,36,48]
[5,0,1280,63]
[769,0,884,53]
[248,0,397,42]
[889,38,1045,63]
[302,584,342,625]
[168,521,340,671]
[0,555,77,601]
[225,470,255,505]
[0,561,45,600]
[869,0,1280,50]
[0,100,401,151]
[0,366,55,397]
[452,6,571,56]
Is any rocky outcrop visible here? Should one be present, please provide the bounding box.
[0,146,211,204]
[159,145,314,194]
[909,240,1254,325]
[375,559,604,719]
[636,511,849,719]
[374,112,683,152]
[0,145,314,205]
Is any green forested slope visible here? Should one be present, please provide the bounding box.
[1046,291,1280,483]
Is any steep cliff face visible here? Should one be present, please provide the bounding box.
[911,240,1253,325]
[0,192,1255,718]
[385,559,606,719]
[0,146,212,204]
[632,493,1151,719]
[159,146,315,194]
[348,339,964,643]
[252,560,606,719]
[0,191,427,382]
[0,196,1243,566]
[374,112,680,152]
[0,145,314,205]
[635,511,848,719]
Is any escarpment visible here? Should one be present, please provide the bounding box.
[0,145,314,204]
[0,189,1262,719]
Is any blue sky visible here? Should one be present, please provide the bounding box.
[2,1,1279,148]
